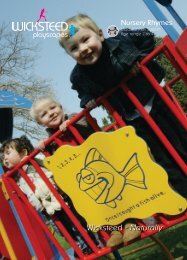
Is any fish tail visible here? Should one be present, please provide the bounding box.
[122,153,147,189]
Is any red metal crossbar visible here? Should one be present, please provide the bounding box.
[164,75,187,118]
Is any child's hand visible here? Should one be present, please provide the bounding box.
[36,139,47,151]
[130,62,140,75]
[59,120,70,132]
[85,99,97,109]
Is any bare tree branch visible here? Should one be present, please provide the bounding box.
[0,23,55,141]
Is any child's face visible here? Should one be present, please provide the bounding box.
[64,28,104,65]
[3,146,23,169]
[36,100,64,128]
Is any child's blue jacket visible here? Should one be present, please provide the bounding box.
[70,28,165,118]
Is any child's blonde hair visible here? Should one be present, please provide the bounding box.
[30,96,62,122]
[59,14,101,48]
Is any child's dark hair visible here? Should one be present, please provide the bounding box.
[0,135,34,155]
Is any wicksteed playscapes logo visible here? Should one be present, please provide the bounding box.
[11,8,79,40]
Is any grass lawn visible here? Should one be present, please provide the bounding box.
[118,220,187,260]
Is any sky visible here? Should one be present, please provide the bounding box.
[0,0,187,130]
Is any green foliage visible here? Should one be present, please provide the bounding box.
[101,113,114,130]
[102,117,110,128]
[155,37,187,112]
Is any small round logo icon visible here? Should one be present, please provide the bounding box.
[107,25,119,37]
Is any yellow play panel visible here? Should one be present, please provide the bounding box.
[44,126,187,227]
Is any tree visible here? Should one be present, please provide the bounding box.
[0,23,55,140]
[155,37,187,112]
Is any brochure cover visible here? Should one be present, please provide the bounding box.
[0,0,187,259]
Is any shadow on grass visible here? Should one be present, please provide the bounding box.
[118,221,187,260]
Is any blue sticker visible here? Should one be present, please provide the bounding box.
[68,24,79,37]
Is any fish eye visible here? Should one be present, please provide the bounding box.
[83,173,95,184]
[81,169,95,184]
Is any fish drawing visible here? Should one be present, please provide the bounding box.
[76,148,147,208]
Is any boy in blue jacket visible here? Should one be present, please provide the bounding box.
[59,13,187,246]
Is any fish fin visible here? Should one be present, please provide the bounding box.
[106,201,117,208]
[123,153,147,190]
[126,180,147,189]
[117,195,122,201]
[85,148,107,165]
